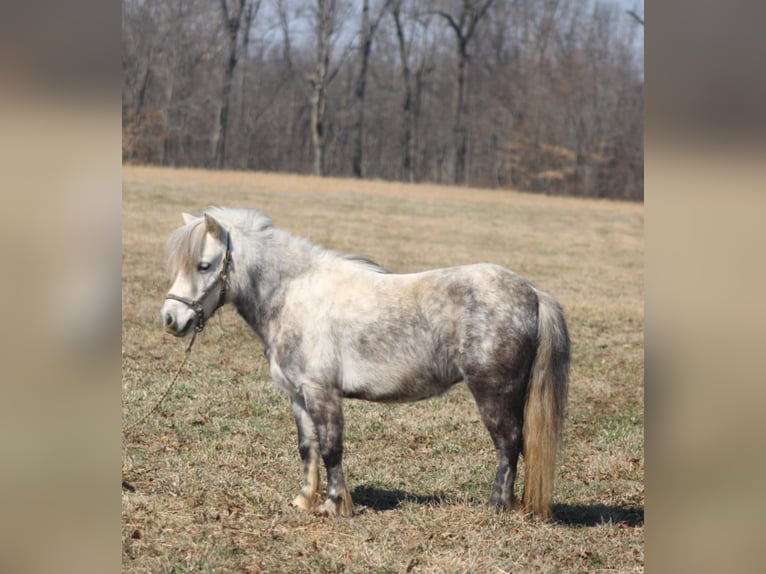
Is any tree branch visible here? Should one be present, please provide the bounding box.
[474,0,495,25]
[327,37,356,85]
[369,0,393,37]
[626,10,644,26]
[436,10,462,38]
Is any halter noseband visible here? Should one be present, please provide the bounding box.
[165,232,232,333]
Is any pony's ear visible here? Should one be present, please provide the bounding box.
[204,214,225,241]
[182,212,196,225]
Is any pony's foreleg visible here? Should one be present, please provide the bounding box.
[302,386,354,517]
[290,400,321,511]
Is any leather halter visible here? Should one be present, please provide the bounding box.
[165,232,232,332]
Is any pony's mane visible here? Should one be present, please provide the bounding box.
[205,206,274,236]
[166,219,206,277]
[165,207,274,276]
[334,252,389,274]
[166,206,388,275]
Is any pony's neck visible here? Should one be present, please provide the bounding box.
[231,227,315,344]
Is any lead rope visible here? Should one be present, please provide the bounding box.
[122,329,198,435]
[125,232,231,435]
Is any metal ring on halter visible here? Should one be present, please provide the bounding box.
[165,233,232,333]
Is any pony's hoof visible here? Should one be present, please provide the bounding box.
[312,493,354,517]
[489,495,522,513]
[291,493,314,511]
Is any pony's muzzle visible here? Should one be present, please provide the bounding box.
[161,306,194,337]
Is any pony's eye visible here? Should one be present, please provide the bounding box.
[197,262,211,272]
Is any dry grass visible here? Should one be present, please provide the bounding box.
[122,166,643,573]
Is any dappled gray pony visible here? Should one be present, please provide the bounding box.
[160,207,569,519]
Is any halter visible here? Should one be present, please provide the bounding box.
[165,232,232,333]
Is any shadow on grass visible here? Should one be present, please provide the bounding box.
[553,503,644,527]
[353,485,644,527]
[352,485,481,511]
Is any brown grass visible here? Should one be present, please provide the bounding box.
[122,165,644,572]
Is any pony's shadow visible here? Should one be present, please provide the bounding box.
[552,503,644,527]
[352,485,478,511]
[352,485,643,527]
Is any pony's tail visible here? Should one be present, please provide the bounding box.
[522,291,570,520]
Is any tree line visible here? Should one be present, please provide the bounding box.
[123,0,643,200]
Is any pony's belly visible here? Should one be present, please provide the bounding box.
[340,362,462,403]
[341,380,455,403]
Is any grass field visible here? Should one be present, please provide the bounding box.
[122,166,644,573]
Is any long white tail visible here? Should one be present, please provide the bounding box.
[522,291,570,519]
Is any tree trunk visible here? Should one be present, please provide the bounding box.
[160,60,175,166]
[135,48,153,119]
[392,2,413,182]
[352,0,371,178]
[310,81,326,177]
[412,65,425,181]
[213,0,247,170]
[453,39,468,184]
[214,53,236,168]
[438,0,495,185]
[310,0,334,176]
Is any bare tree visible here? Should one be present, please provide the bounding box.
[391,0,413,181]
[436,0,495,184]
[309,0,334,176]
[351,0,392,178]
[310,0,334,177]
[213,0,261,169]
[307,0,353,176]
[390,1,436,182]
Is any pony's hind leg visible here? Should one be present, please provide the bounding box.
[466,377,526,511]
[302,386,354,517]
[290,399,321,511]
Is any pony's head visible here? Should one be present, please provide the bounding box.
[160,212,231,337]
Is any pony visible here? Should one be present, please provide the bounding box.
[160,207,569,519]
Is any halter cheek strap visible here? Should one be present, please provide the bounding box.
[165,233,232,332]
